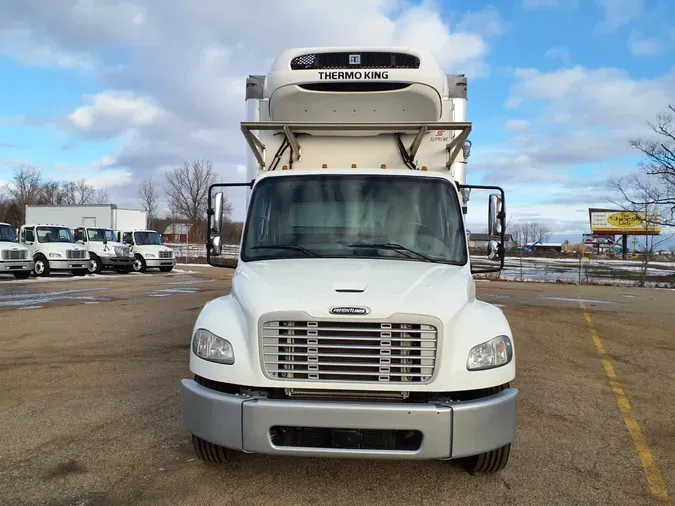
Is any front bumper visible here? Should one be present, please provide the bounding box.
[0,260,34,272]
[180,379,519,460]
[146,257,176,267]
[49,259,88,270]
[100,256,134,267]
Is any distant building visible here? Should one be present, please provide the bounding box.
[468,233,513,250]
[525,242,563,252]
[161,222,195,243]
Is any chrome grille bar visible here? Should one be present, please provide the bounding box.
[262,319,437,384]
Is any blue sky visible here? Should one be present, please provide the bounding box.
[1,0,674,247]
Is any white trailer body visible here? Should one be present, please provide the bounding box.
[181,47,516,473]
[25,205,147,230]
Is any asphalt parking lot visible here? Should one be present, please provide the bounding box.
[1,267,673,506]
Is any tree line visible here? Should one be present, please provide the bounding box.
[1,159,237,242]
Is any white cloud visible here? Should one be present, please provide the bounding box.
[595,0,645,34]
[505,119,531,133]
[627,30,663,57]
[67,91,168,138]
[456,5,509,38]
[545,46,571,65]
[521,0,578,10]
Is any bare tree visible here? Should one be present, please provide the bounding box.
[138,177,160,227]
[4,165,45,224]
[92,186,109,204]
[165,159,232,240]
[530,222,552,243]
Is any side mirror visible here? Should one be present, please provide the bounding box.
[487,240,503,260]
[210,192,224,235]
[210,235,222,256]
[488,193,503,237]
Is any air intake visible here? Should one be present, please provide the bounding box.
[291,52,421,70]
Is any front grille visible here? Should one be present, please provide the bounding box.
[66,249,87,260]
[159,250,172,259]
[1,249,28,260]
[114,246,130,257]
[262,319,437,383]
[291,52,420,70]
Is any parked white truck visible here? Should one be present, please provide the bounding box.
[0,222,34,279]
[25,205,143,274]
[116,229,177,273]
[181,47,517,473]
[18,223,89,277]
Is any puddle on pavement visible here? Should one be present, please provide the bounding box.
[164,279,217,286]
[0,288,111,309]
[148,287,200,297]
[540,296,614,304]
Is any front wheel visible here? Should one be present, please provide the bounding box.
[192,435,239,463]
[459,443,511,474]
[116,265,131,274]
[33,255,50,277]
[132,255,147,273]
[88,255,102,274]
[159,266,174,272]
[13,271,31,279]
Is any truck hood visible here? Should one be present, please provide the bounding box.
[0,241,29,251]
[231,257,474,323]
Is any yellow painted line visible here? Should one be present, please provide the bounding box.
[579,302,669,501]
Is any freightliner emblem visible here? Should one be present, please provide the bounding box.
[330,306,370,315]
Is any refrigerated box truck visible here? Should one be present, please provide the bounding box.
[181,47,518,474]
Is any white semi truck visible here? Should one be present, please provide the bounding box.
[116,229,177,273]
[18,223,89,277]
[181,47,517,473]
[25,205,143,274]
[0,222,34,279]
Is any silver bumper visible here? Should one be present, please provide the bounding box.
[49,259,88,270]
[180,379,519,460]
[146,258,176,267]
[0,261,34,272]
[100,256,134,267]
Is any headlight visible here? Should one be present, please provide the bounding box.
[145,253,156,258]
[467,335,513,371]
[192,328,234,364]
[48,252,62,258]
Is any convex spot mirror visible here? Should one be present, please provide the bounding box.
[488,193,503,237]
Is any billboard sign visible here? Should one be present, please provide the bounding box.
[589,208,661,235]
[583,234,615,245]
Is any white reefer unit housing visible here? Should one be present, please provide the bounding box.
[25,205,147,230]
[243,47,471,202]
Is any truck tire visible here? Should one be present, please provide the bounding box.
[457,383,512,474]
[33,255,50,277]
[13,271,31,279]
[192,435,239,463]
[133,255,147,273]
[72,269,88,276]
[116,265,131,274]
[159,266,173,272]
[88,254,102,274]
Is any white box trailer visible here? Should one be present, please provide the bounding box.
[25,204,147,230]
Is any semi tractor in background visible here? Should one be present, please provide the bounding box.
[0,222,34,278]
[24,205,176,274]
[181,47,518,473]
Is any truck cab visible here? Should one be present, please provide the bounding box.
[73,226,135,274]
[116,229,176,273]
[19,224,89,277]
[0,222,34,279]
[180,46,517,473]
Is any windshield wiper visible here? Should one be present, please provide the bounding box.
[251,244,321,257]
[348,242,437,262]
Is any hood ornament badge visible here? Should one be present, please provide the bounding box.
[329,306,370,315]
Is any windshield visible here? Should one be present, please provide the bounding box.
[87,228,117,242]
[134,231,162,245]
[241,174,468,265]
[37,226,74,243]
[0,224,15,242]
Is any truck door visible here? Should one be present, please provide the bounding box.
[20,227,36,253]
[74,228,87,244]
[122,231,135,251]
